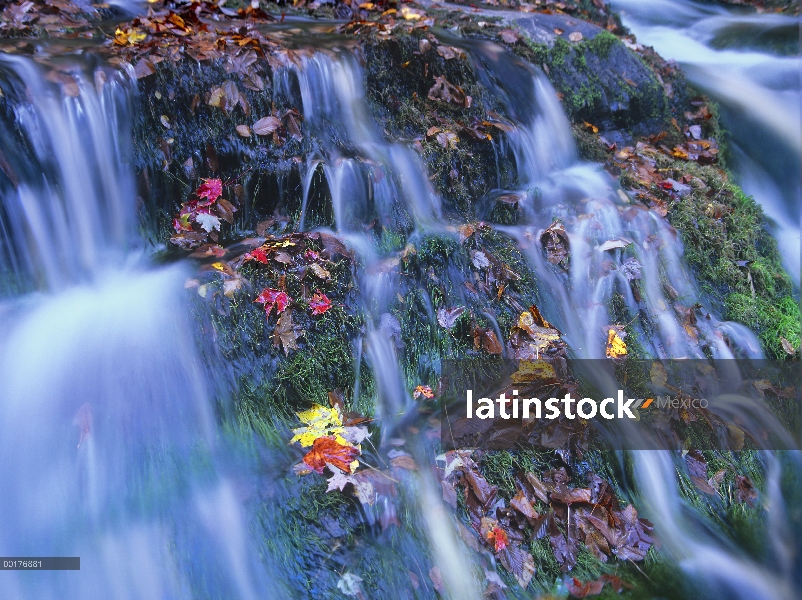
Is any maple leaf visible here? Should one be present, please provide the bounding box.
[291,403,345,447]
[244,247,270,264]
[309,292,332,315]
[606,328,627,358]
[273,309,302,355]
[488,526,509,552]
[303,436,360,474]
[196,178,223,204]
[413,385,434,400]
[173,213,192,232]
[254,288,291,318]
[195,211,221,233]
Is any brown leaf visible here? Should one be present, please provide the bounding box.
[541,221,570,267]
[390,454,418,471]
[473,327,503,355]
[464,468,498,507]
[551,486,592,504]
[205,142,219,172]
[735,475,758,507]
[429,566,445,595]
[498,545,535,589]
[236,124,251,137]
[133,58,155,79]
[428,75,471,108]
[525,472,550,504]
[437,306,465,329]
[499,29,519,44]
[780,336,797,356]
[273,309,302,355]
[253,116,282,136]
[510,489,539,522]
[216,198,237,223]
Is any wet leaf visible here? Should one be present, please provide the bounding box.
[303,436,359,474]
[567,577,604,597]
[473,327,503,355]
[310,292,332,315]
[308,263,331,280]
[216,198,237,223]
[336,572,364,597]
[736,474,758,507]
[428,75,471,108]
[780,337,797,356]
[255,288,291,318]
[253,116,282,136]
[499,29,519,44]
[498,545,535,589]
[437,306,465,329]
[413,385,434,399]
[236,124,251,137]
[195,211,221,233]
[568,31,584,42]
[541,222,570,267]
[605,328,627,359]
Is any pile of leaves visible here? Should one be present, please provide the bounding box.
[290,392,422,530]
[171,177,238,247]
[437,451,652,591]
[106,0,280,76]
[0,0,97,37]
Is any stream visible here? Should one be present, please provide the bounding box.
[0,2,799,599]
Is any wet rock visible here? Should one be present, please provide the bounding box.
[510,14,672,134]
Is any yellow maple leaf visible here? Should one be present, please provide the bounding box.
[606,329,627,358]
[291,403,346,447]
[126,29,147,44]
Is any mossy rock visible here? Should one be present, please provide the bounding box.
[505,15,675,135]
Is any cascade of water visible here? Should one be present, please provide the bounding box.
[0,55,277,599]
[609,0,801,286]
[463,40,763,360]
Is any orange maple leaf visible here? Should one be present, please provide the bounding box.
[302,436,360,474]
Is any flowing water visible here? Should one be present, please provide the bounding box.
[610,0,801,287]
[0,7,798,599]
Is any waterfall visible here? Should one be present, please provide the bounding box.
[0,55,278,599]
[0,14,796,598]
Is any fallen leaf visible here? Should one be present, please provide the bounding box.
[253,116,282,136]
[413,385,434,399]
[310,292,332,315]
[303,436,359,474]
[337,572,364,597]
[236,124,251,137]
[437,306,465,329]
[197,178,223,203]
[605,328,627,358]
[255,288,291,318]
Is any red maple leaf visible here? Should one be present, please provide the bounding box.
[309,292,332,315]
[488,526,508,552]
[244,247,270,264]
[254,288,291,318]
[302,436,360,474]
[196,178,223,205]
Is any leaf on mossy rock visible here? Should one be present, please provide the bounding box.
[605,327,627,359]
[253,116,282,136]
[498,544,535,589]
[541,221,570,267]
[273,309,302,355]
[255,288,291,318]
[427,75,471,108]
[302,436,360,474]
[473,326,503,355]
[436,306,465,329]
[309,292,332,315]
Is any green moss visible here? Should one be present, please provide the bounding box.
[588,30,618,59]
[632,157,799,358]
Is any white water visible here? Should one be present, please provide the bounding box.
[0,57,277,599]
[610,0,801,286]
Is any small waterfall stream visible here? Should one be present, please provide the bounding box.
[0,8,797,598]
